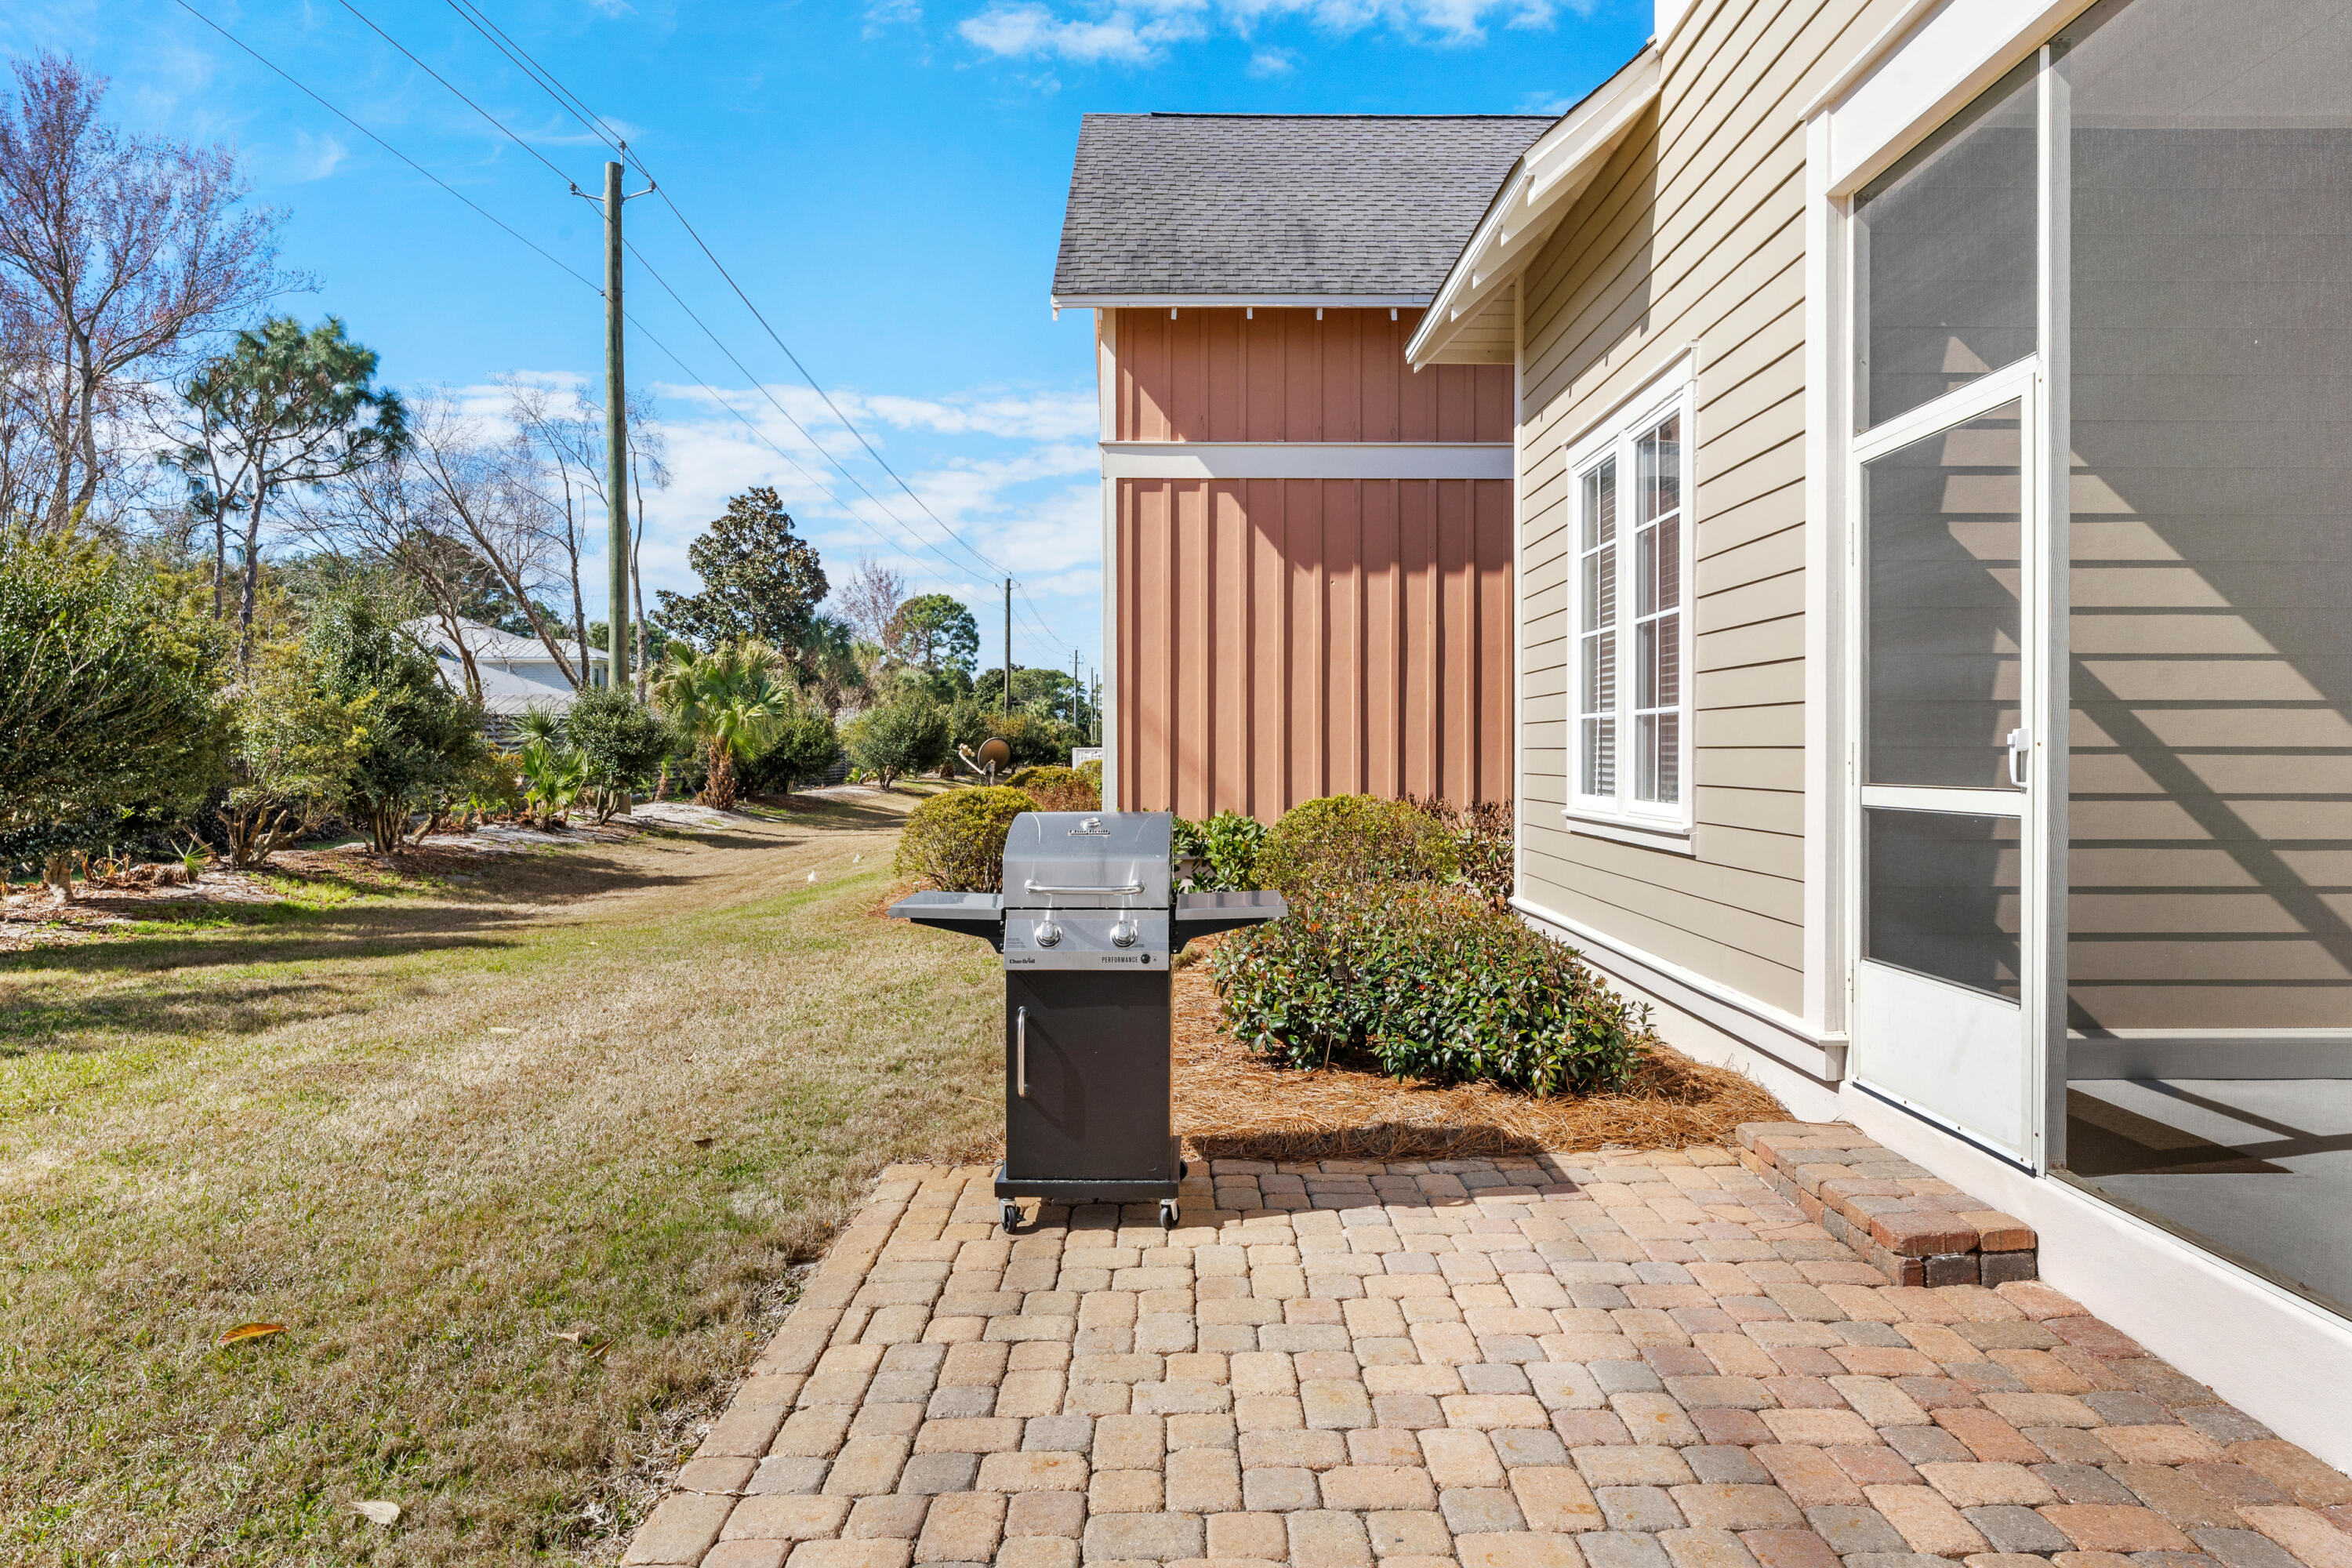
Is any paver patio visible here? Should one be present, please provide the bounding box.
[623,1128,2352,1568]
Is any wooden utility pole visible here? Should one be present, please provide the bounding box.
[1003,577,1013,715]
[1072,648,1080,730]
[602,160,630,695]
[575,158,653,691]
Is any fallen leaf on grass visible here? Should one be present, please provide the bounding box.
[354,1499,401,1526]
[583,1338,612,1360]
[217,1323,285,1347]
[691,1135,714,1147]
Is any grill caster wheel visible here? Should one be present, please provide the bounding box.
[1158,1200,1180,1230]
[1000,1200,1021,1232]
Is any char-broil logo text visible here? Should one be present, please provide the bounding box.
[1068,817,1108,837]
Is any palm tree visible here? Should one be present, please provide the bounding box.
[649,639,793,810]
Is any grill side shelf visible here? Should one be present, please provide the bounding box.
[1172,890,1289,939]
[888,891,1007,950]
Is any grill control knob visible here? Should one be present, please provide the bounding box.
[1033,920,1062,948]
[1110,920,1139,949]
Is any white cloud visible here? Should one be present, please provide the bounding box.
[958,2,1206,64]
[959,0,1560,61]
[289,130,348,181]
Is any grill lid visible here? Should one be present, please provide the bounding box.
[1001,811,1172,909]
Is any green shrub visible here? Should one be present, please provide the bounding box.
[1173,810,1269,892]
[846,695,951,786]
[567,687,676,822]
[1255,793,1458,895]
[1212,887,1646,1096]
[1414,796,1515,912]
[895,786,1039,891]
[742,706,842,796]
[1004,765,1099,811]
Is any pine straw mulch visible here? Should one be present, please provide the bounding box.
[1170,947,1786,1165]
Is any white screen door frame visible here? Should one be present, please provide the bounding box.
[1844,357,2060,1169]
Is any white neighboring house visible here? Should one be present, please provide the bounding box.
[405,616,602,727]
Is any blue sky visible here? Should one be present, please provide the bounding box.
[6,0,1648,677]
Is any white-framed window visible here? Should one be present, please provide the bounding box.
[1566,361,1696,846]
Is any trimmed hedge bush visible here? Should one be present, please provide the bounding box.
[1415,796,1514,912]
[1173,809,1269,892]
[1254,793,1458,895]
[1212,887,1646,1097]
[895,786,1038,891]
[1004,765,1099,811]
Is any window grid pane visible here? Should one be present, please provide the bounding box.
[1632,416,1682,806]
[1579,459,1619,797]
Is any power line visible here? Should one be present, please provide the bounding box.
[164,0,980,615]
[191,0,1083,662]
[334,0,581,187]
[441,0,644,175]
[165,0,600,294]
[393,3,1076,656]
[621,238,1024,600]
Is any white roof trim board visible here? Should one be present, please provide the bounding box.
[1408,47,1663,368]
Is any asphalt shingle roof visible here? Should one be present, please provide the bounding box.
[1052,113,1555,303]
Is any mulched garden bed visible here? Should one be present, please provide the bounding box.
[1170,943,1787,1164]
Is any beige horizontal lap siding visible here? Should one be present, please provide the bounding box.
[1516,0,1911,1019]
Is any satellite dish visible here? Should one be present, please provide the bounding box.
[977,737,1013,771]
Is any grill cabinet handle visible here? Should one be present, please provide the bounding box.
[1015,1006,1029,1098]
[1023,879,1145,895]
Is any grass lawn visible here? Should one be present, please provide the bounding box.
[0,791,1000,1564]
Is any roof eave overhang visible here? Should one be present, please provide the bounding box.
[1406,45,1663,369]
[1051,292,1432,312]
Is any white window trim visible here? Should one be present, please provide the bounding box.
[1563,356,1698,847]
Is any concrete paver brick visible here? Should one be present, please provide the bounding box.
[899,1453,984,1494]
[1005,1492,1087,1537]
[1082,1511,1206,1562]
[622,1492,735,1564]
[2238,1506,2352,1568]
[1455,1532,1588,1568]
[1206,1511,1292,1559]
[918,1494,1008,1564]
[1513,1467,1606,1531]
[1959,1504,2070,1554]
[786,1541,915,1568]
[2038,1504,2198,1553]
[1288,1509,1377,1568]
[1243,1465,1320,1511]
[1671,1484,1803,1530]
[978,1451,1091,1492]
[1366,1508,1453,1557]
[1321,1466,1440,1512]
[1443,1487,1532,1534]
[848,1491,933,1539]
[1087,1469,1162,1514]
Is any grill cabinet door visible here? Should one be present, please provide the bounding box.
[1003,971,1174,1185]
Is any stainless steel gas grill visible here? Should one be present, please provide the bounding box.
[891,811,1285,1230]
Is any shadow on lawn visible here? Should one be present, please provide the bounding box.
[0,848,713,1056]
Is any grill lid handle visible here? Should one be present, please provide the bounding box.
[1022,880,1145,895]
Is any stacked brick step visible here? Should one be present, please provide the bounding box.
[1736,1123,2036,1289]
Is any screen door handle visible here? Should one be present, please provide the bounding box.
[1014,1007,1029,1098]
[2007,728,2031,788]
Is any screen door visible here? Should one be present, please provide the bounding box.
[1854,373,2045,1162]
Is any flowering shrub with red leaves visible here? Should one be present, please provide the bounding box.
[1210,886,1647,1097]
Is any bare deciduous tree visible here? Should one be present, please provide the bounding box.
[404,389,583,687]
[838,554,909,653]
[0,53,295,535]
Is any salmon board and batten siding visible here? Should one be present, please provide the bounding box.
[1513,0,1911,1019]
[1109,306,1515,820]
